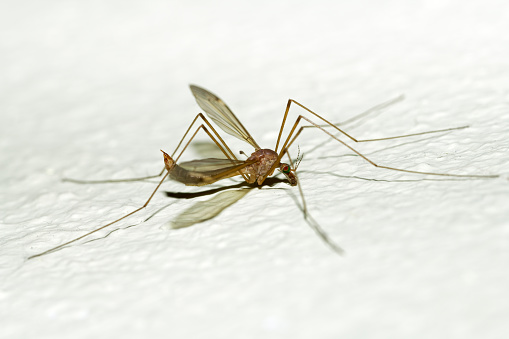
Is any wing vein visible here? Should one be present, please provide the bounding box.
[190,85,261,150]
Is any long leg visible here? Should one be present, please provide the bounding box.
[300,94,467,138]
[63,167,167,184]
[63,113,241,184]
[326,95,469,141]
[296,96,469,160]
[277,97,415,254]
[169,117,250,182]
[276,99,470,151]
[171,113,238,161]
[289,123,469,151]
[28,171,170,259]
[265,114,499,184]
[297,125,470,155]
[29,116,246,259]
[281,151,344,255]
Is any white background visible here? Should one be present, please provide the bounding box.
[1,1,508,338]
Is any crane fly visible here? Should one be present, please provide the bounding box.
[28,85,500,259]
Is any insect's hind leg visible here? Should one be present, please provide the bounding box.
[62,167,167,184]
[29,115,247,259]
[28,170,170,260]
[171,113,239,161]
[63,113,241,185]
[166,113,251,182]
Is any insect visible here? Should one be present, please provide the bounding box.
[28,85,499,259]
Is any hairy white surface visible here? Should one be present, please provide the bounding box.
[1,1,508,338]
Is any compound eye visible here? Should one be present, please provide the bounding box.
[281,164,290,174]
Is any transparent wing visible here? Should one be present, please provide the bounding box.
[170,189,251,229]
[190,85,261,150]
[179,158,246,171]
[170,158,256,186]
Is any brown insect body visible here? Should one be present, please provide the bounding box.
[162,148,297,187]
[244,148,292,185]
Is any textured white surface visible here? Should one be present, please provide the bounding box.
[1,1,509,338]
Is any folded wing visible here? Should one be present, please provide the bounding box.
[170,158,255,186]
[179,158,246,171]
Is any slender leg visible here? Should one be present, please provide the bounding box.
[265,114,499,184]
[269,106,497,255]
[277,97,406,255]
[29,115,247,259]
[287,125,469,155]
[285,152,307,216]
[169,120,250,183]
[171,113,238,160]
[302,124,470,143]
[62,113,241,184]
[283,152,344,255]
[28,171,170,259]
[62,167,167,184]
[313,95,468,141]
[356,126,469,142]
[276,99,471,151]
